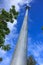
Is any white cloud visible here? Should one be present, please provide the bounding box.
[19,0,32,4]
[7,19,17,31]
[0,57,10,65]
[0,49,6,57]
[40,64,43,65]
[9,0,32,11]
[28,37,43,65]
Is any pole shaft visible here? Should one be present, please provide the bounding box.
[10,9,28,65]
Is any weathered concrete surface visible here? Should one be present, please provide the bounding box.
[10,9,28,65]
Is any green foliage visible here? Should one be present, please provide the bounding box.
[10,6,18,20]
[2,44,11,51]
[27,55,37,65]
[0,5,18,50]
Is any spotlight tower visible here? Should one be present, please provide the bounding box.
[10,4,30,65]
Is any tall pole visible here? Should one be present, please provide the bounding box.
[10,6,29,65]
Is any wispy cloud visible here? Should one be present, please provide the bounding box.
[7,19,17,31]
[0,57,10,65]
[0,49,6,57]
[9,0,32,11]
[28,36,43,65]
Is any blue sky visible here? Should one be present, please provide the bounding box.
[0,0,43,65]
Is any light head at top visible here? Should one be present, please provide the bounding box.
[18,3,31,10]
[25,3,31,10]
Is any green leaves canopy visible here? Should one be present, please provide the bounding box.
[0,6,18,50]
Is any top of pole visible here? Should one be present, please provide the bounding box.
[25,3,31,10]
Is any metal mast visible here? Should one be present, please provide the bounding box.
[10,6,30,65]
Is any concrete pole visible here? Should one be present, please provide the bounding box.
[10,7,28,65]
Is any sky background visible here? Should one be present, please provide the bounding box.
[0,0,43,65]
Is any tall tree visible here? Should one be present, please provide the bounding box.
[0,5,18,51]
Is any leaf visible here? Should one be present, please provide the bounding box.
[2,44,11,51]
